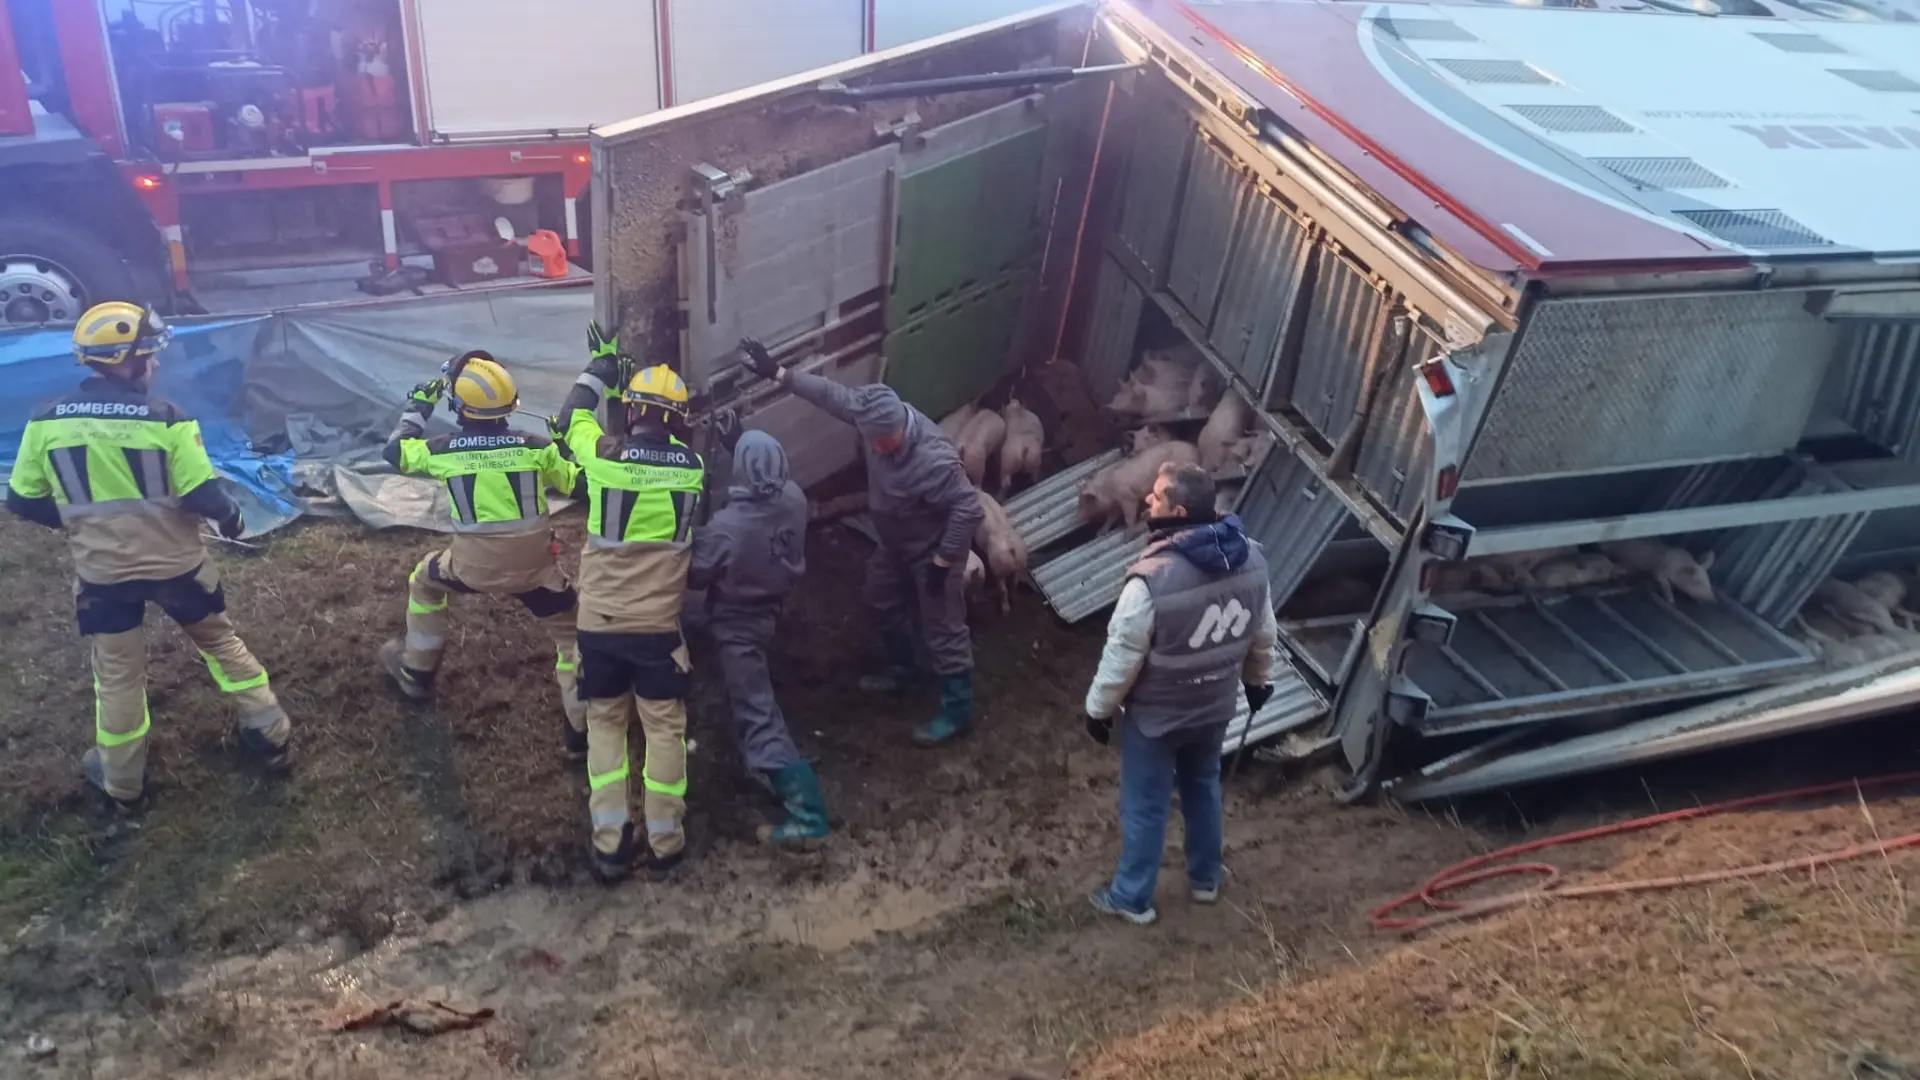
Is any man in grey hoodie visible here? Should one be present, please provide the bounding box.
[1083,461,1278,925]
[689,427,826,843]
[738,338,985,747]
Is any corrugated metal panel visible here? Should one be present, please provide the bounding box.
[1353,330,1443,528]
[1388,656,1920,802]
[1466,293,1841,481]
[1288,246,1393,446]
[1670,462,1872,627]
[1113,94,1193,280]
[1005,448,1124,553]
[1031,531,1148,623]
[1164,141,1247,330]
[1836,321,1920,462]
[1079,256,1145,404]
[1238,443,1353,610]
[1210,189,1310,393]
[1222,663,1327,756]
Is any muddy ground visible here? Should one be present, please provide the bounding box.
[1,513,1917,1079]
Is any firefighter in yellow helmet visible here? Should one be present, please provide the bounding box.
[549,322,708,883]
[376,351,589,755]
[5,302,292,809]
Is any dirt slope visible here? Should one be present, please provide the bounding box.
[2,514,1917,1079]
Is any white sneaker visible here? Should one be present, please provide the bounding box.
[1088,889,1157,925]
[1190,883,1220,904]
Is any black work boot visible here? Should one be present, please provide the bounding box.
[81,749,145,814]
[235,724,294,775]
[591,823,640,885]
[561,715,588,762]
[377,639,435,701]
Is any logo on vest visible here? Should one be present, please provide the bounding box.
[1188,599,1252,649]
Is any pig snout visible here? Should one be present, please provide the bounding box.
[964,551,986,591]
[1659,549,1716,603]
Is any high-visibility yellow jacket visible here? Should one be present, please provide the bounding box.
[6,376,239,584]
[554,375,706,633]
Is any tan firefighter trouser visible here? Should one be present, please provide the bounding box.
[92,611,289,801]
[581,635,691,859]
[403,548,585,735]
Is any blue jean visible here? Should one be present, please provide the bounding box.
[1106,718,1227,914]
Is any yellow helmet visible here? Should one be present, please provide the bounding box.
[447,352,519,421]
[73,302,171,366]
[622,363,690,419]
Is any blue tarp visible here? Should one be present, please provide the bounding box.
[0,317,303,534]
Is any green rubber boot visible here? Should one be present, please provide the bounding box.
[857,634,919,695]
[912,671,974,747]
[758,761,830,845]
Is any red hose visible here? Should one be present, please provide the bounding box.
[1371,771,1920,934]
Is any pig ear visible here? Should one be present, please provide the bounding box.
[1698,550,1716,570]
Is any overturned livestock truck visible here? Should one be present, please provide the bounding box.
[590,0,1920,800]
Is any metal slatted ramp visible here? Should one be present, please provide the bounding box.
[1405,587,1816,735]
[1004,450,1123,553]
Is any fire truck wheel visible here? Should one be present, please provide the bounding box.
[0,216,141,330]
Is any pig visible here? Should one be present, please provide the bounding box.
[1123,423,1174,456]
[955,408,1008,490]
[964,550,987,595]
[1224,434,1263,469]
[1186,363,1222,414]
[1197,392,1252,473]
[1851,571,1919,628]
[1430,560,1507,595]
[938,403,978,443]
[997,400,1045,497]
[1078,440,1200,535]
[1133,355,1192,389]
[1810,577,1901,636]
[1105,375,1188,420]
[1600,540,1716,604]
[973,490,1029,615]
[1526,552,1621,591]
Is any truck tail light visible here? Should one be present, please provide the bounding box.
[1435,464,1459,501]
[1419,357,1455,398]
[1420,561,1438,592]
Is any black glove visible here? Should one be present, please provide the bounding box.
[712,407,743,454]
[1085,714,1113,746]
[585,321,622,388]
[922,558,951,595]
[739,337,779,380]
[217,508,246,541]
[1244,683,1274,714]
[406,379,444,417]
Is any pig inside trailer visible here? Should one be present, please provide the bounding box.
[589,0,1920,800]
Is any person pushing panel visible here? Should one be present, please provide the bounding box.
[552,323,707,884]
[376,350,589,756]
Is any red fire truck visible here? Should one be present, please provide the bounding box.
[0,0,1041,324]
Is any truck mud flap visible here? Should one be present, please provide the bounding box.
[1384,653,1920,802]
[1403,586,1816,736]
